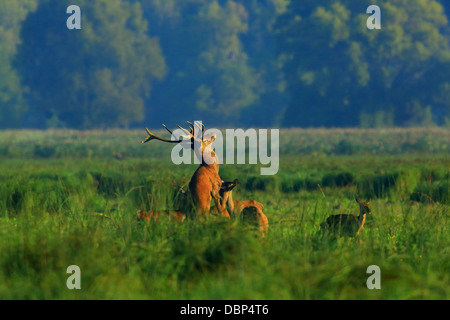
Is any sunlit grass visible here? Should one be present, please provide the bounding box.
[0,129,448,299]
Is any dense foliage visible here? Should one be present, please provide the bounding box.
[0,129,448,299]
[0,0,449,128]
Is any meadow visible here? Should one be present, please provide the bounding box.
[0,128,448,299]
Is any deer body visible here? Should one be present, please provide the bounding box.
[189,162,227,217]
[137,210,186,223]
[320,197,371,237]
[242,202,269,237]
[142,122,229,219]
[220,179,268,237]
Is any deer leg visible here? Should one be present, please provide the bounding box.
[213,192,230,219]
[194,192,212,216]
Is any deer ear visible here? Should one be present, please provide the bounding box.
[221,181,237,191]
[203,132,216,142]
[228,182,238,191]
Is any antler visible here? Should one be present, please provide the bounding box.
[197,121,206,134]
[142,126,182,144]
[187,121,205,136]
[162,124,173,135]
[187,121,195,135]
[179,121,206,139]
[142,122,203,144]
[177,124,192,137]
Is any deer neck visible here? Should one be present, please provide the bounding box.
[358,210,366,226]
[192,142,218,165]
[197,148,219,172]
[201,162,219,173]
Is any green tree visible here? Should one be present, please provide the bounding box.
[16,0,166,129]
[194,1,258,118]
[136,0,261,127]
[276,0,450,127]
[235,0,290,127]
[440,0,450,17]
[0,0,37,128]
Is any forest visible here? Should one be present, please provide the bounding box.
[0,1,448,301]
[0,0,449,129]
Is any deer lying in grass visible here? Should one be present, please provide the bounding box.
[137,209,186,223]
[142,122,229,219]
[219,179,268,237]
[136,187,189,223]
[320,196,371,237]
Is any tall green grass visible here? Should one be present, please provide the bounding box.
[0,128,448,159]
[0,129,448,299]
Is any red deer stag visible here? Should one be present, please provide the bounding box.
[142,122,228,219]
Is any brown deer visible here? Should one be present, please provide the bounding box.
[219,179,268,237]
[137,210,186,223]
[136,187,188,223]
[320,196,371,237]
[142,121,229,219]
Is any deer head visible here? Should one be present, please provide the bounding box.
[142,121,217,165]
[220,179,239,192]
[355,195,371,215]
[219,179,238,206]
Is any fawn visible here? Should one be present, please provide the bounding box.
[320,196,371,237]
[137,210,186,223]
[136,187,189,223]
[219,179,269,237]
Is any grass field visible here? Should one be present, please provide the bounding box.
[0,128,448,299]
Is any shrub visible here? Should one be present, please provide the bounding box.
[91,172,133,198]
[358,173,399,198]
[244,175,278,192]
[321,172,354,188]
[410,181,449,204]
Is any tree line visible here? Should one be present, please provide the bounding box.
[0,0,449,129]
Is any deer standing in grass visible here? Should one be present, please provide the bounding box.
[142,121,229,219]
[320,196,371,237]
[220,179,268,237]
